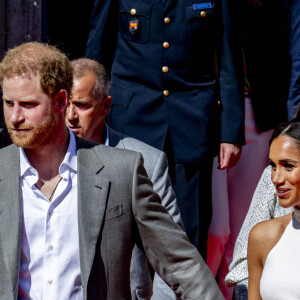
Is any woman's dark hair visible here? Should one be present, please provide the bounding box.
[270,118,300,150]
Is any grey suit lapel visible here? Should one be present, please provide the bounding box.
[76,137,110,290]
[0,144,22,294]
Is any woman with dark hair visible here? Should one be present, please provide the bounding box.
[248,120,300,299]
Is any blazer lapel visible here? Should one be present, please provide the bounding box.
[76,138,110,290]
[0,145,22,293]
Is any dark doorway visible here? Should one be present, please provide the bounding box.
[45,0,94,59]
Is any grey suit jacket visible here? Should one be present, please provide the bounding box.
[0,136,223,300]
[109,127,183,299]
[109,128,184,229]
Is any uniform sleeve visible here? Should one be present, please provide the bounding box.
[85,0,119,70]
[219,0,245,144]
[132,153,224,300]
[287,0,300,119]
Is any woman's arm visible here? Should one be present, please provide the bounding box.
[247,215,291,300]
[247,224,264,300]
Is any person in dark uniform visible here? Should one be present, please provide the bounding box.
[85,0,245,259]
[287,0,300,119]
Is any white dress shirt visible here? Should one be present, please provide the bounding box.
[18,130,83,300]
[104,123,109,146]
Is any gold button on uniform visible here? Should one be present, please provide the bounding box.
[163,42,170,49]
[163,90,170,96]
[130,8,136,15]
[217,100,221,106]
[164,17,171,24]
[200,10,206,17]
[162,66,169,73]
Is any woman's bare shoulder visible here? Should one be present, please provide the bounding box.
[250,214,291,241]
[248,213,292,261]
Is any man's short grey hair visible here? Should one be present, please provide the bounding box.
[71,58,110,102]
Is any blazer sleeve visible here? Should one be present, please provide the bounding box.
[85,0,119,70]
[132,153,224,300]
[287,0,300,120]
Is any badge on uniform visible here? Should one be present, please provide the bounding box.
[129,18,139,35]
[193,2,212,10]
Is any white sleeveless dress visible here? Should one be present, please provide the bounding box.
[260,207,300,299]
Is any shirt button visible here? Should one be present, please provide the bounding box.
[130,8,136,15]
[200,10,206,17]
[163,42,170,49]
[49,245,54,251]
[164,17,171,24]
[48,279,53,285]
[162,66,169,73]
[163,90,170,96]
[49,211,53,216]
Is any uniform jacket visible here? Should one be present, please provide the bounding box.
[0,136,224,300]
[86,0,245,163]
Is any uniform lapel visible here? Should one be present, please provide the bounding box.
[0,145,22,294]
[76,138,110,291]
[164,0,178,11]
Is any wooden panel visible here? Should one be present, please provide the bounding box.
[0,0,7,61]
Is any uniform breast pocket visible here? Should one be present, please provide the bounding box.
[185,0,216,34]
[119,0,152,43]
[107,84,134,133]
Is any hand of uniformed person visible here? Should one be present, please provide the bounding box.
[218,143,242,170]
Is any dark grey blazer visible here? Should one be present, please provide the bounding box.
[0,136,223,300]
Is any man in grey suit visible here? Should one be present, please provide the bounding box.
[0,42,223,300]
[66,58,183,300]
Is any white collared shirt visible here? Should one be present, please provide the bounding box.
[104,123,109,146]
[18,129,83,300]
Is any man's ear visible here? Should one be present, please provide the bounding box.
[53,89,68,113]
[102,96,112,117]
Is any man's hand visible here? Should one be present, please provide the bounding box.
[218,143,242,170]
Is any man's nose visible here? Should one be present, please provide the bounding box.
[66,105,78,121]
[9,105,24,125]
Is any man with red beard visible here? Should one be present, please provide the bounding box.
[0,42,223,300]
